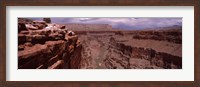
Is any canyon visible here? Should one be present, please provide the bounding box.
[77,29,182,69]
[18,18,182,69]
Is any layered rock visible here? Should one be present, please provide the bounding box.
[18,18,82,69]
[112,43,182,69]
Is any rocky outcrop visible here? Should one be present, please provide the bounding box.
[18,18,82,69]
[43,18,51,23]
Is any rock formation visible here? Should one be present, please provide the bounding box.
[18,18,82,69]
[43,18,51,23]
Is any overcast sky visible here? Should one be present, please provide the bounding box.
[30,18,182,30]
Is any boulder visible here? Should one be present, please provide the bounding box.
[43,18,51,23]
[65,35,78,43]
[67,31,75,36]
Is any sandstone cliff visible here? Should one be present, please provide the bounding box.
[18,18,82,69]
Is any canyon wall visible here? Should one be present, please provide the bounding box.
[111,42,182,69]
[18,19,82,69]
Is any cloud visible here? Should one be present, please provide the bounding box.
[29,17,182,30]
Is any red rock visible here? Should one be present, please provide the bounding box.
[18,19,83,69]
[18,40,66,69]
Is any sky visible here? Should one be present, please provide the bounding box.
[30,18,182,30]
